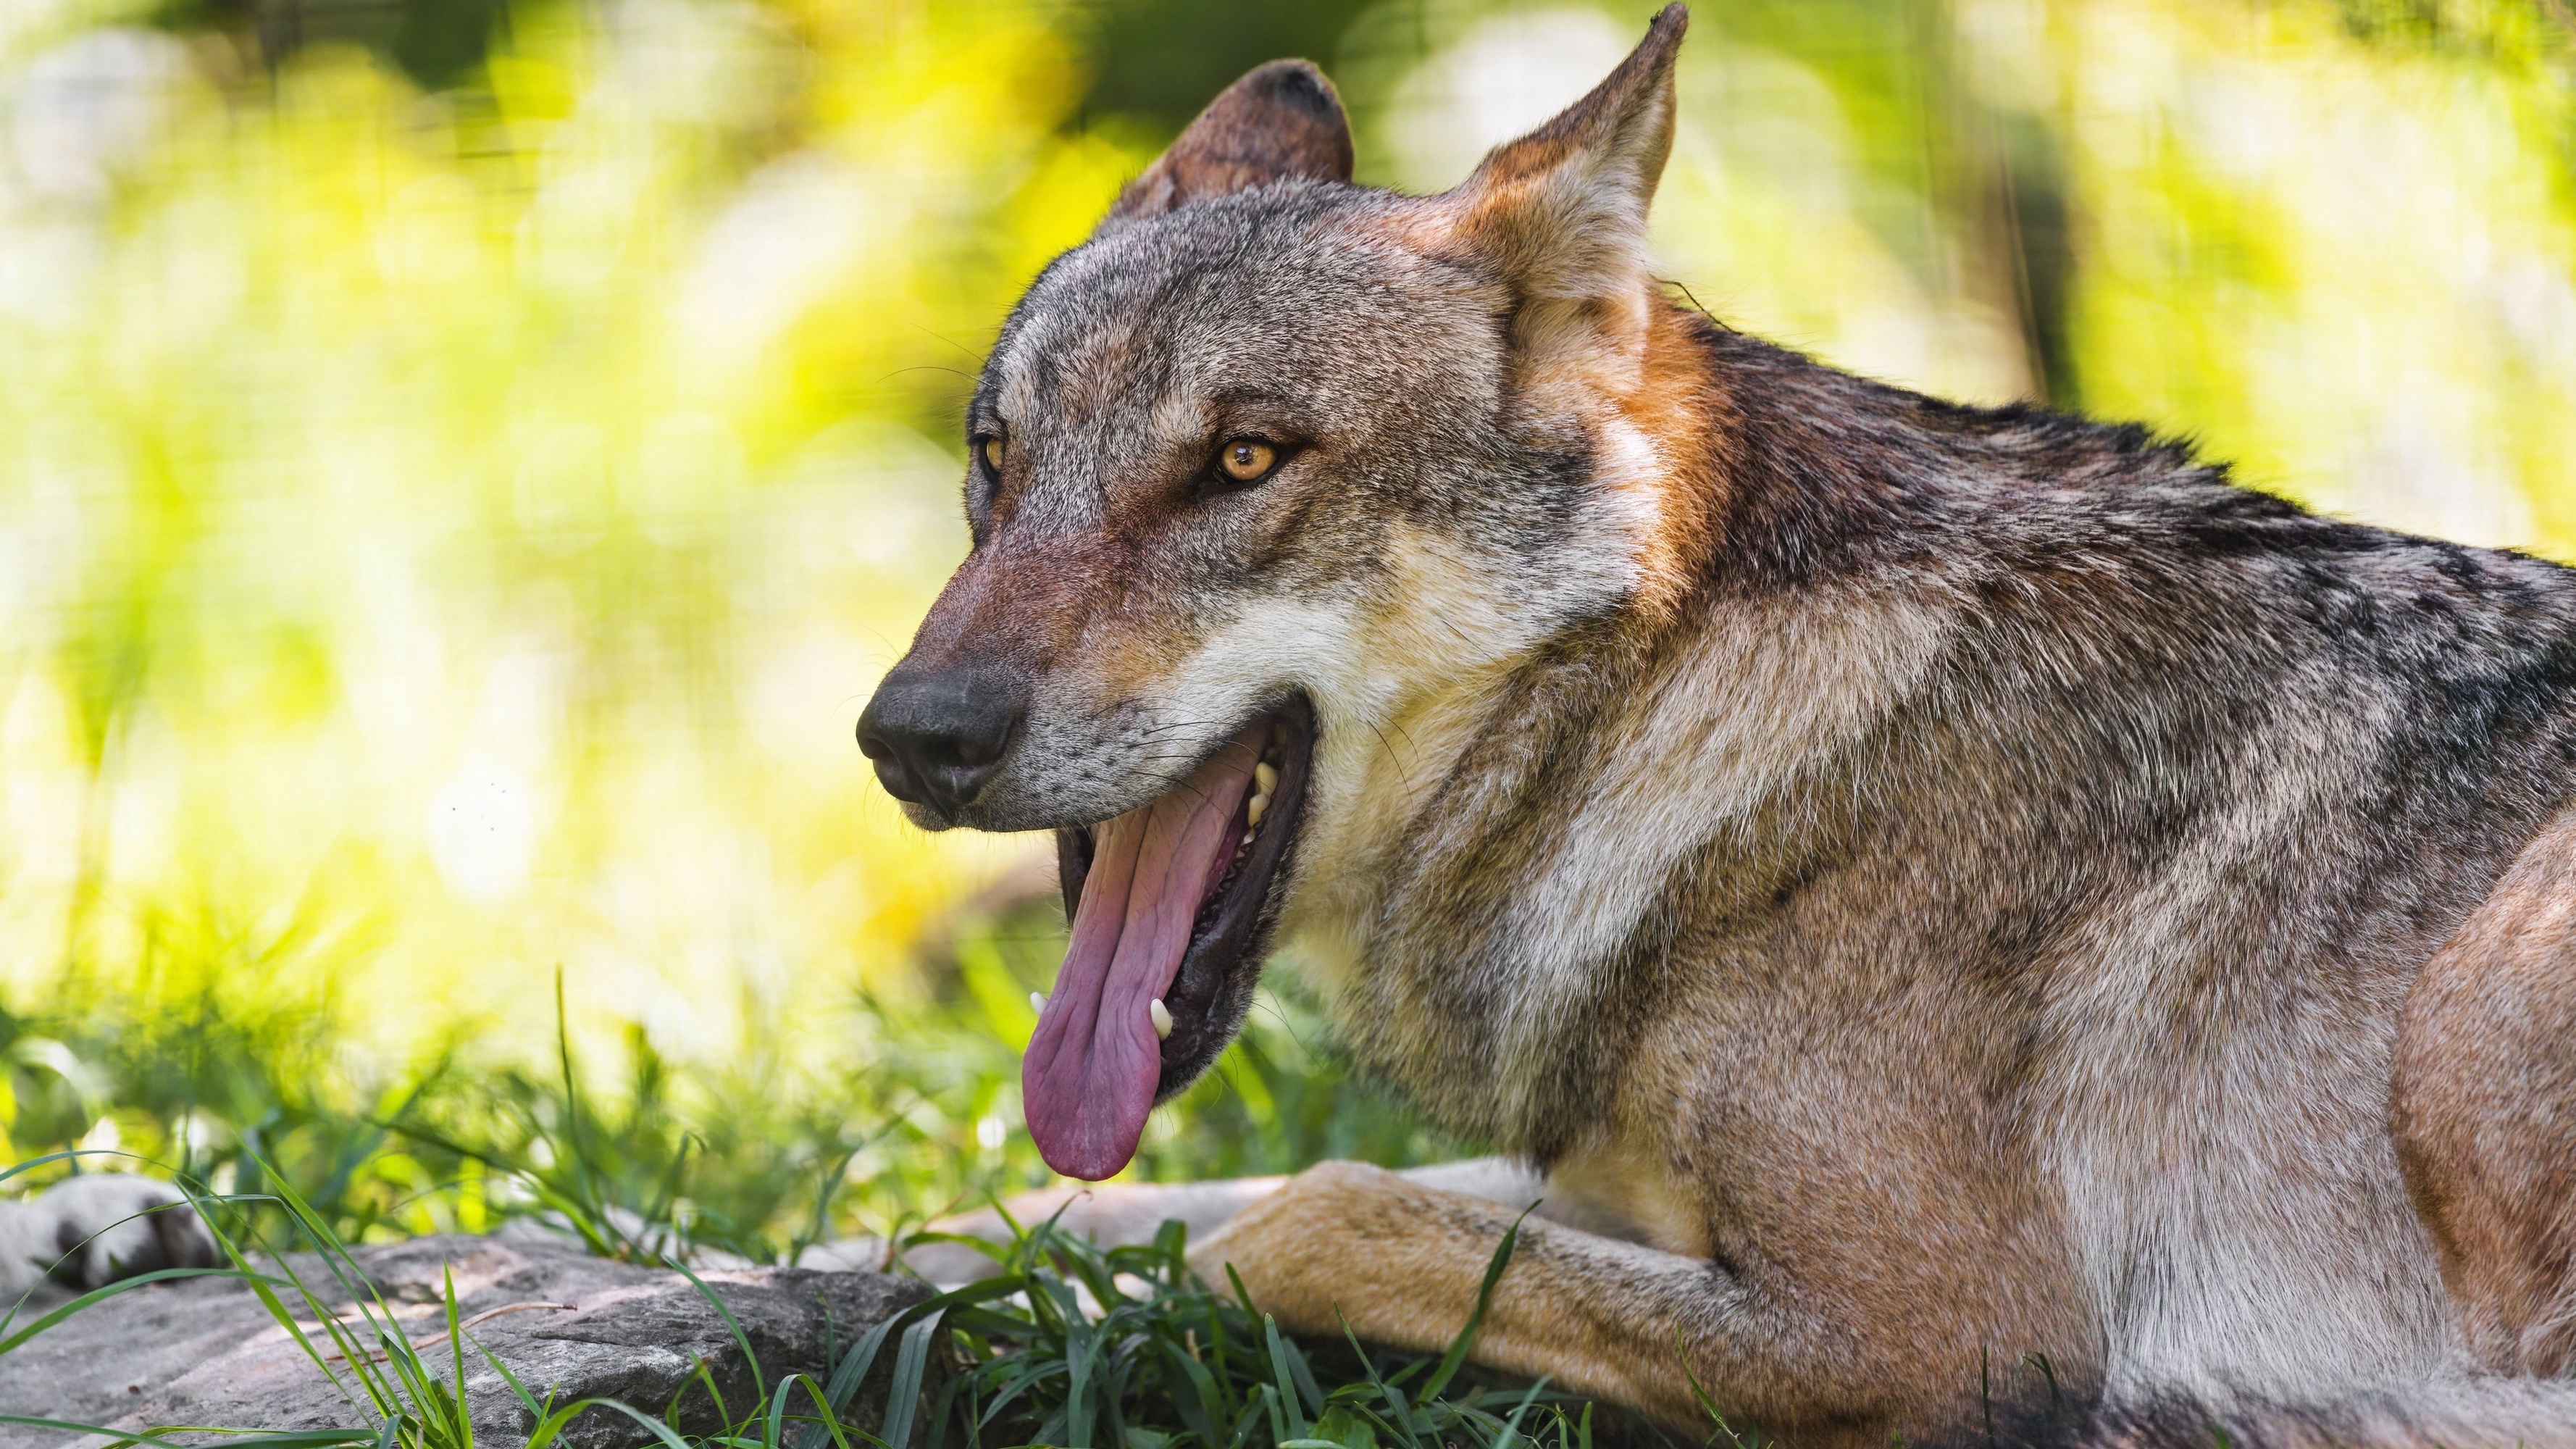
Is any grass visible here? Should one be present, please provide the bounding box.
[0,897,1462,1258]
[0,1140,1660,1449]
[0,898,1657,1449]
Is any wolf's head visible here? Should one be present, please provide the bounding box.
[858,5,1705,1179]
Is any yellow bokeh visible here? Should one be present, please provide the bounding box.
[0,0,2569,1110]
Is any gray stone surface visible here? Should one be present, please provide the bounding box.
[0,1232,932,1448]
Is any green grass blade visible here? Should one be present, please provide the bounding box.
[966,1356,1058,1437]
[446,1266,473,1449]
[666,1253,769,1411]
[879,1309,945,1449]
[0,1158,179,1339]
[887,1229,1009,1269]
[1489,1375,1552,1449]
[1221,1263,1260,1322]
[1221,1390,1268,1449]
[1336,1310,1422,1449]
[1281,1330,1323,1420]
[0,1266,283,1356]
[1673,1323,1745,1447]
[1047,1277,1096,1449]
[474,1333,556,1425]
[924,1360,977,1449]
[1264,1315,1313,1439]
[789,1373,862,1449]
[768,1371,803,1449]
[817,1295,931,1424]
[1417,1204,1535,1403]
[185,1191,373,1414]
[569,1396,703,1449]
[248,1159,428,1409]
[0,1149,96,1188]
[689,1356,735,1432]
[1153,1339,1225,1449]
[0,1421,370,1449]
[1256,1382,1288,1449]
[816,1306,916,1427]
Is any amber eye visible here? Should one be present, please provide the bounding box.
[979,436,1004,474]
[1216,438,1279,484]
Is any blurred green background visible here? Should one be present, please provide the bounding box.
[0,0,2569,1250]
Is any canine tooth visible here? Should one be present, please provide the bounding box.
[1030,992,1047,1014]
[1150,998,1173,1040]
[1242,831,1255,846]
[1254,761,1278,797]
[1246,793,1268,827]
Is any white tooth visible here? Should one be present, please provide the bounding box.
[1245,793,1268,828]
[1030,992,1047,1014]
[1254,762,1278,797]
[1150,998,1174,1040]
[1242,830,1255,846]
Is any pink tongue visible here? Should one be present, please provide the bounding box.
[1023,730,1261,1179]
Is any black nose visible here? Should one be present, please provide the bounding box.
[856,663,1027,817]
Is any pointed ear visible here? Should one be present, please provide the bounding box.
[1446,4,1686,334]
[1103,60,1355,227]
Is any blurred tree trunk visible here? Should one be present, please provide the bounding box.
[1910,0,2080,407]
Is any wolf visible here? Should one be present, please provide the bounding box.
[0,1174,217,1300]
[850,7,2576,1443]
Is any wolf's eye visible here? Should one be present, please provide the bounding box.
[976,436,1004,475]
[1216,438,1279,484]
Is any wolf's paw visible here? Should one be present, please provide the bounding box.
[1187,1161,1415,1335]
[34,1174,219,1290]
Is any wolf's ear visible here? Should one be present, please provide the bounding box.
[1444,4,1686,355]
[1103,60,1354,227]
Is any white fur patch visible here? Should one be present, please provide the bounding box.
[2037,681,2457,1400]
[1479,594,1951,1123]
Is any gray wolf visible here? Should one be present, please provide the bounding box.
[0,1174,217,1300]
[853,7,2576,1443]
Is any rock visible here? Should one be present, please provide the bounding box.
[0,1232,934,1448]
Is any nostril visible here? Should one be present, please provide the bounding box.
[854,719,892,761]
[856,664,1029,813]
[911,731,1007,785]
[945,724,1012,770]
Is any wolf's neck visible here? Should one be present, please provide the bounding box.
[1283,571,1950,1151]
[1276,312,1969,1152]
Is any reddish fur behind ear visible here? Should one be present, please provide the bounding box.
[1105,61,1355,226]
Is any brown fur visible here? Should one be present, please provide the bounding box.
[2396,809,2576,1376]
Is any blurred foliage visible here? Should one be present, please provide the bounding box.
[1,898,1457,1253]
[0,0,2569,1222]
[146,0,516,90]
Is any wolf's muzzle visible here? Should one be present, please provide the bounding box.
[856,661,1027,817]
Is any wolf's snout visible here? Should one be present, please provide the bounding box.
[856,662,1026,818]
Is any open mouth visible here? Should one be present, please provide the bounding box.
[1023,698,1316,1180]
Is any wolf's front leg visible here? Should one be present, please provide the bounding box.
[799,1177,1297,1283]
[942,1158,1559,1259]
[806,1160,1558,1286]
[1187,1161,1881,1437]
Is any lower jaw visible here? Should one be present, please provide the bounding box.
[1058,698,1314,1099]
